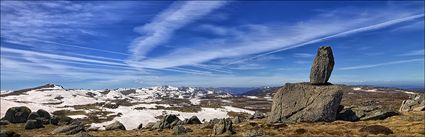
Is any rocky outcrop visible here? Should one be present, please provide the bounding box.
[212,118,235,135]
[105,121,126,131]
[310,46,334,85]
[51,121,85,135]
[337,106,399,121]
[151,114,182,130]
[232,116,241,124]
[269,83,343,123]
[2,106,31,123]
[399,94,425,112]
[184,116,201,124]
[24,119,44,130]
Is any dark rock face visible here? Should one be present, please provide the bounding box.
[269,83,343,123]
[310,46,334,85]
[249,111,265,119]
[50,116,60,125]
[73,132,94,137]
[185,116,202,124]
[36,109,51,120]
[400,94,425,112]
[24,119,44,130]
[152,114,182,130]
[137,123,143,129]
[2,106,31,123]
[359,125,393,135]
[212,118,235,135]
[144,122,156,129]
[105,121,126,131]
[27,112,40,120]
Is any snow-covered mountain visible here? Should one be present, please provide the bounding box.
[0,84,250,130]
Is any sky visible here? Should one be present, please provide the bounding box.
[1,1,424,90]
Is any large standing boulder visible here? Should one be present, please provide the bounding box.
[212,118,235,135]
[399,94,425,112]
[310,46,334,85]
[2,106,32,123]
[269,83,343,123]
[105,121,126,131]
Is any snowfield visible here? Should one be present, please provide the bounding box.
[0,84,253,130]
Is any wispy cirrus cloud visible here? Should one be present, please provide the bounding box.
[128,1,228,62]
[130,6,424,69]
[397,49,425,56]
[338,58,424,70]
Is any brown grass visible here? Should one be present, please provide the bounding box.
[1,111,423,137]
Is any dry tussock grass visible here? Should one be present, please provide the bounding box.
[1,112,423,137]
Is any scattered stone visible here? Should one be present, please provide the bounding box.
[2,106,31,123]
[144,122,156,129]
[137,123,143,129]
[105,121,126,131]
[50,116,60,125]
[74,132,94,137]
[0,131,20,137]
[212,118,235,135]
[51,124,85,135]
[400,94,425,112]
[36,109,51,120]
[359,125,393,135]
[24,119,44,130]
[185,116,202,124]
[0,120,10,125]
[232,116,241,124]
[338,106,399,121]
[294,128,307,134]
[86,126,99,131]
[310,46,334,85]
[269,83,343,123]
[153,114,181,130]
[27,112,41,120]
[57,116,73,125]
[201,118,221,129]
[243,129,263,137]
[173,125,192,135]
[249,111,265,119]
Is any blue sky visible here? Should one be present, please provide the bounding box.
[1,1,424,90]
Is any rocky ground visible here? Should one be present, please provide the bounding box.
[0,83,424,137]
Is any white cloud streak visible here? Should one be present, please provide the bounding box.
[397,49,425,56]
[128,1,227,61]
[339,58,424,70]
